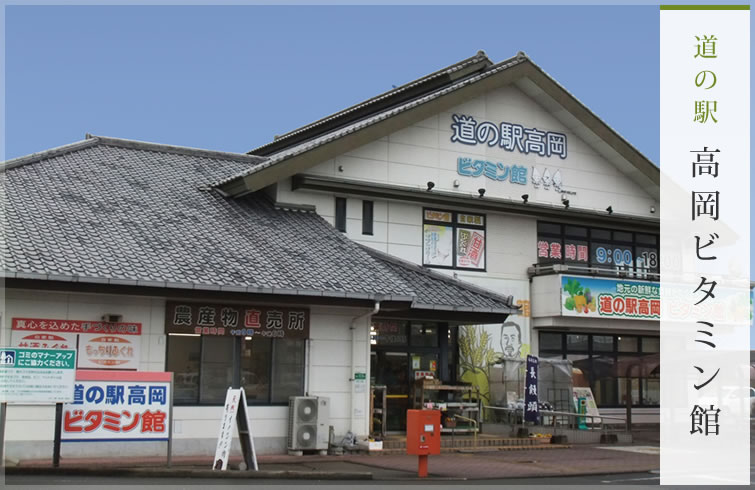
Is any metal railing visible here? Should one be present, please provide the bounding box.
[449,414,478,449]
[483,405,630,434]
[527,262,660,281]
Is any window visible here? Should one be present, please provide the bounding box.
[566,334,588,352]
[618,336,639,352]
[410,323,438,347]
[592,335,615,352]
[167,335,200,404]
[167,334,305,405]
[362,200,374,235]
[539,332,563,351]
[372,320,408,346]
[335,197,347,232]
[241,336,272,403]
[271,338,306,403]
[538,331,659,408]
[423,208,486,270]
[536,222,659,275]
[641,337,660,353]
[199,336,234,404]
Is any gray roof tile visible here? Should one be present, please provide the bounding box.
[2,136,517,313]
[361,245,517,313]
[214,54,527,188]
[249,51,493,156]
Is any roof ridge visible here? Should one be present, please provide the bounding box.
[248,51,494,155]
[93,135,267,165]
[1,138,99,172]
[1,135,269,172]
[213,54,527,189]
[358,243,517,308]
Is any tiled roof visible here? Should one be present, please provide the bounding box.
[362,245,517,313]
[1,136,518,313]
[215,51,658,194]
[249,50,493,156]
[213,53,526,188]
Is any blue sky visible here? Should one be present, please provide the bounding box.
[4,5,753,285]
[6,6,659,158]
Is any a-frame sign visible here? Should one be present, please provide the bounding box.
[213,387,258,471]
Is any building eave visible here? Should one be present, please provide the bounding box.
[4,277,417,310]
[292,175,660,232]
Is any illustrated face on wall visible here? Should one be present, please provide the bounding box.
[500,322,522,358]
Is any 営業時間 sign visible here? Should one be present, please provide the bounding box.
[165,302,309,339]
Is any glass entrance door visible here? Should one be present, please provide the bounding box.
[370,351,409,431]
[369,320,449,432]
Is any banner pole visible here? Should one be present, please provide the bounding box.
[52,403,62,467]
[167,372,174,468]
[0,403,7,467]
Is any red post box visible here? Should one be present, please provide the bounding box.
[406,409,441,477]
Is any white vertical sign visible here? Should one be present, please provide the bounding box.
[660,6,750,485]
[213,388,257,471]
[214,388,241,471]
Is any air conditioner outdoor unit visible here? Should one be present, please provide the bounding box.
[288,396,330,451]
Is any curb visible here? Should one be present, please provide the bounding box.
[4,466,373,480]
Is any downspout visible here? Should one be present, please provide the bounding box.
[350,301,380,434]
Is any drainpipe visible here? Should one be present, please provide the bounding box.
[350,301,380,434]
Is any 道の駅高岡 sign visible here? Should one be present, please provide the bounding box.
[62,370,172,441]
[561,276,660,320]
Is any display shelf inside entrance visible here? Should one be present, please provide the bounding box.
[370,384,387,439]
[412,380,481,433]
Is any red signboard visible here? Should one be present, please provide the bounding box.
[11,318,142,370]
[12,318,141,335]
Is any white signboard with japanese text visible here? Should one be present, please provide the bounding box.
[213,387,257,471]
[62,370,172,441]
[660,6,750,485]
[11,317,142,370]
[76,333,140,370]
[11,330,77,351]
[0,348,77,403]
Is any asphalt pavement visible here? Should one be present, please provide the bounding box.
[3,471,662,486]
[3,444,661,484]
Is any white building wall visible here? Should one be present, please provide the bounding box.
[307,306,370,436]
[273,80,659,348]
[294,83,657,217]
[2,289,372,459]
[274,80,660,392]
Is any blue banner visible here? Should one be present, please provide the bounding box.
[524,355,539,423]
